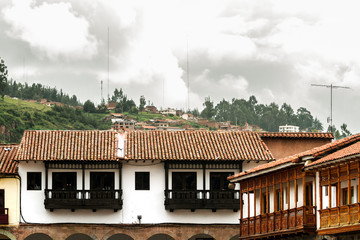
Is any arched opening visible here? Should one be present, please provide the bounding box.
[66,233,94,240]
[0,230,16,240]
[107,234,134,240]
[147,234,175,240]
[189,234,215,240]
[229,235,239,240]
[24,233,53,240]
[0,234,10,240]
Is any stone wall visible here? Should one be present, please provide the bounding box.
[2,224,239,240]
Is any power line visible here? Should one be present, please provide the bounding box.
[311,83,350,133]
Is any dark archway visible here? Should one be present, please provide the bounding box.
[189,234,215,240]
[66,233,94,240]
[24,233,53,240]
[107,234,134,240]
[147,234,175,240]
[0,234,10,240]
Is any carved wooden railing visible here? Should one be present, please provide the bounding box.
[0,208,8,225]
[44,189,122,210]
[164,190,240,210]
[319,203,360,229]
[240,206,316,237]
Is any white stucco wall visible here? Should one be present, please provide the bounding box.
[0,177,20,225]
[19,161,240,224]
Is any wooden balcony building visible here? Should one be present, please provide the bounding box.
[304,134,360,238]
[230,133,360,240]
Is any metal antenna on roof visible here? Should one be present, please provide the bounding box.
[101,80,103,103]
[107,27,110,102]
[187,38,190,111]
[311,83,350,133]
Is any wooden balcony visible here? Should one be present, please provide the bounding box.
[0,208,8,225]
[239,206,316,239]
[319,203,360,234]
[44,189,122,211]
[164,190,240,211]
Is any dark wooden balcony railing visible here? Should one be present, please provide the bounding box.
[164,190,240,211]
[45,189,122,211]
[0,208,9,225]
[239,206,316,239]
[319,203,360,229]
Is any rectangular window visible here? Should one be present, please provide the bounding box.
[52,172,77,190]
[324,186,329,196]
[135,172,150,190]
[27,172,42,190]
[90,172,114,190]
[210,172,234,190]
[0,190,4,208]
[342,187,354,205]
[276,189,281,211]
[262,192,268,214]
[172,172,196,190]
[305,182,313,206]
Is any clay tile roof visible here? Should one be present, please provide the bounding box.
[0,145,19,174]
[125,130,274,161]
[16,130,118,161]
[259,132,334,139]
[306,139,360,169]
[229,133,360,181]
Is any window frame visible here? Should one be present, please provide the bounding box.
[27,172,42,190]
[135,172,150,190]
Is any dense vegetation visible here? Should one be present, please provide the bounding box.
[198,96,323,132]
[4,80,81,106]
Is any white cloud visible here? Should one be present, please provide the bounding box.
[3,0,97,60]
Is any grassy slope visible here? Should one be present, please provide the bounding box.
[0,96,111,143]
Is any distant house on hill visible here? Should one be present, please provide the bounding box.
[181,113,197,121]
[145,105,158,113]
[197,119,219,129]
[160,108,176,116]
[107,102,117,111]
[279,124,300,132]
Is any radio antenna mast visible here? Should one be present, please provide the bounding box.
[311,83,350,133]
[107,27,110,102]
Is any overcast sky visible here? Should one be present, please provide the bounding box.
[1,0,359,133]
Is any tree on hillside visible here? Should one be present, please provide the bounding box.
[139,95,146,111]
[0,58,8,99]
[83,100,96,113]
[296,107,313,131]
[201,97,216,120]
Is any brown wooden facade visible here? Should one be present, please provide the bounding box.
[238,166,316,239]
[317,159,360,235]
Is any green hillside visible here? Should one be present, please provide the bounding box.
[0,96,111,143]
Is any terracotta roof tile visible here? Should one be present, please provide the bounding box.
[259,132,334,139]
[16,130,118,161]
[306,141,360,168]
[0,145,18,174]
[229,133,360,180]
[125,131,274,161]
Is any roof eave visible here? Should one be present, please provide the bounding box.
[304,153,360,170]
[229,162,298,183]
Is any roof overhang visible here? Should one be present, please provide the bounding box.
[229,162,297,182]
[304,153,360,170]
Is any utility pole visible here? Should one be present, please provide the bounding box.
[311,84,350,133]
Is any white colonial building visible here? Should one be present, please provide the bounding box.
[14,130,274,240]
